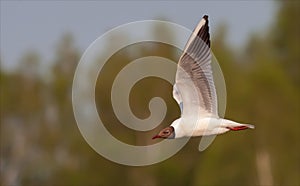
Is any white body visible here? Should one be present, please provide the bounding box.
[171,117,253,138]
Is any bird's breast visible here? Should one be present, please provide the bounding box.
[180,117,221,137]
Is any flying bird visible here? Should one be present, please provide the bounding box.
[152,15,254,140]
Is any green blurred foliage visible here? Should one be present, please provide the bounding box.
[1,2,299,186]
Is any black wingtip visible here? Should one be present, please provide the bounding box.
[203,15,208,21]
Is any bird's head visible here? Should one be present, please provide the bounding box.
[152,126,175,139]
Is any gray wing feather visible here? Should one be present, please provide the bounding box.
[173,15,218,117]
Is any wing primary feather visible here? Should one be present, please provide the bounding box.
[173,15,218,117]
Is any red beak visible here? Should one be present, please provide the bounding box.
[152,135,160,139]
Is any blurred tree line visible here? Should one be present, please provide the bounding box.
[1,1,299,186]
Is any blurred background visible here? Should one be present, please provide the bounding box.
[1,1,299,185]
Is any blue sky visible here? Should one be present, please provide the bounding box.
[1,1,277,71]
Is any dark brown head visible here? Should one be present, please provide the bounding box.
[152,126,175,139]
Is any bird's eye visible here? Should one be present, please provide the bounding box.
[163,131,169,134]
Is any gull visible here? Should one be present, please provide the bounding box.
[152,15,254,140]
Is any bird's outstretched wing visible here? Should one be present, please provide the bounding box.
[173,15,218,117]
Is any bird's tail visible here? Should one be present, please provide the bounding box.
[245,124,255,129]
